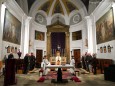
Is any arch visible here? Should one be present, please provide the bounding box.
[51,14,65,24]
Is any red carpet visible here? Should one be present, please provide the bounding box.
[71,76,81,82]
[46,71,72,79]
[37,71,81,82]
[37,76,45,82]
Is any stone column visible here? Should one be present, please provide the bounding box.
[47,32,51,59]
[65,32,70,63]
[0,1,5,60]
[20,15,32,58]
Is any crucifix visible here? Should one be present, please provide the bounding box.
[57,44,61,50]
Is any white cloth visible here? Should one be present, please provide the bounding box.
[43,59,50,65]
[70,59,75,66]
[41,62,45,69]
[42,59,50,75]
[70,58,75,74]
[13,53,19,59]
[55,56,61,65]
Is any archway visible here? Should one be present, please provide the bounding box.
[47,22,70,63]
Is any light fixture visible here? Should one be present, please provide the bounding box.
[97,48,100,51]
[108,44,113,49]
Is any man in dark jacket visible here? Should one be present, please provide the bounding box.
[23,54,30,74]
[92,54,97,74]
[30,53,36,70]
[8,53,14,59]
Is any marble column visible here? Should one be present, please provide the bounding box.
[47,32,51,59]
[65,32,70,63]
[20,16,32,58]
[0,1,5,60]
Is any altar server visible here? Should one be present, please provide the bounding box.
[70,56,75,74]
[43,55,50,65]
[43,55,50,75]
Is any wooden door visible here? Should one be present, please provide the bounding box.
[74,49,81,68]
[36,50,43,68]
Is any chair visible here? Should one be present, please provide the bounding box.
[61,57,67,71]
[50,57,55,71]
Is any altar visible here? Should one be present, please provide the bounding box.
[43,64,74,75]
[45,64,74,69]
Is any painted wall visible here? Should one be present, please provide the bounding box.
[0,0,5,60]
[91,0,115,62]
[29,21,47,57]
[0,0,28,60]
[69,20,88,58]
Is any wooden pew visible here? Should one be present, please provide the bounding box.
[96,59,113,74]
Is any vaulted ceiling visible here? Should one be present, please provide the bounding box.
[15,0,102,25]
[27,0,89,13]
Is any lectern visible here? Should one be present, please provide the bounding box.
[4,59,16,86]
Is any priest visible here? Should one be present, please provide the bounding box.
[55,51,61,65]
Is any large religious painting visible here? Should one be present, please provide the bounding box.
[72,30,82,40]
[35,30,44,41]
[96,8,115,44]
[3,9,21,45]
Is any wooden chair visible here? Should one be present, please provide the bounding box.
[50,57,55,71]
[61,57,67,71]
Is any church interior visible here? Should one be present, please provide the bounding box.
[0,0,115,86]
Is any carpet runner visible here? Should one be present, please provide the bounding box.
[37,71,81,82]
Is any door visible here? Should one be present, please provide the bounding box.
[74,49,81,68]
[36,50,43,68]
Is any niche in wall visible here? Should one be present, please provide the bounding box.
[72,30,82,40]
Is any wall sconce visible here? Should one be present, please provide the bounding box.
[29,40,32,47]
[5,46,9,49]
[97,48,100,51]
[108,44,113,49]
[70,51,72,56]
[5,46,7,49]
[107,44,113,53]
[44,51,46,55]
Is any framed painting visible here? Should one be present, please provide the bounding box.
[2,9,21,45]
[100,47,103,53]
[35,30,44,41]
[96,8,115,44]
[107,45,111,53]
[11,46,14,53]
[72,30,82,40]
[7,46,10,53]
[103,46,107,53]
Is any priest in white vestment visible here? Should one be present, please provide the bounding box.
[55,51,61,65]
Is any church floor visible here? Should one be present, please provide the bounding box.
[0,69,115,86]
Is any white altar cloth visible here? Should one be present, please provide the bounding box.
[45,64,74,69]
[43,64,74,75]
